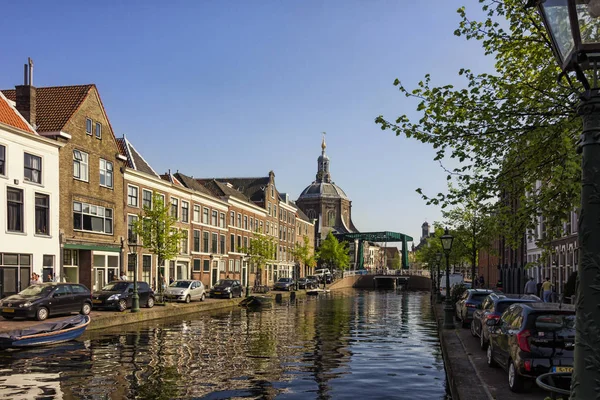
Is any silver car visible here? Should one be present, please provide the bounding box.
[165,280,206,303]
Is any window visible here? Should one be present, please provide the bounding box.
[230,211,235,226]
[236,259,240,272]
[220,235,226,254]
[143,255,151,283]
[237,235,242,250]
[0,144,5,176]
[203,232,209,252]
[193,230,200,252]
[203,259,210,272]
[182,201,189,223]
[127,254,137,281]
[99,159,113,188]
[211,210,218,226]
[273,205,277,218]
[181,230,188,254]
[24,153,42,184]
[260,221,263,233]
[211,233,218,253]
[237,213,241,228]
[271,186,274,198]
[7,187,24,232]
[268,203,271,216]
[128,186,138,207]
[86,118,92,135]
[142,190,152,209]
[171,198,178,219]
[243,236,248,250]
[328,210,335,226]
[73,201,113,234]
[244,216,248,230]
[128,215,138,242]
[202,207,209,224]
[230,234,235,252]
[229,260,234,273]
[193,205,200,222]
[35,193,49,235]
[95,122,102,139]
[219,213,225,228]
[193,259,201,272]
[73,150,89,181]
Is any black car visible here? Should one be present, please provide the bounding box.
[298,277,317,289]
[472,293,541,350]
[92,281,155,311]
[486,302,575,392]
[455,289,495,327]
[210,279,243,299]
[0,283,92,321]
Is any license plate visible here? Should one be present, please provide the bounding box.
[92,299,102,304]
[553,366,573,373]
[213,292,220,295]
[2,308,14,313]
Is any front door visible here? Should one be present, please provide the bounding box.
[94,269,105,292]
[0,268,18,298]
[242,266,247,287]
[211,261,219,287]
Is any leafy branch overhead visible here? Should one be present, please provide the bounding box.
[317,232,350,270]
[375,0,582,246]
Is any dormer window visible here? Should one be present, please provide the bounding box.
[95,122,102,139]
[86,118,92,135]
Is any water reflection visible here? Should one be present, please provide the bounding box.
[0,290,446,399]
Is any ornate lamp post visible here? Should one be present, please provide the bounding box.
[435,252,443,304]
[128,234,140,313]
[440,229,454,329]
[245,253,251,298]
[526,1,600,397]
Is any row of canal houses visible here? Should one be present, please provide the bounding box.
[0,61,315,297]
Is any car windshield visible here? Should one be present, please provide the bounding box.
[278,278,292,283]
[102,282,129,291]
[307,276,317,280]
[170,281,191,288]
[497,301,529,313]
[298,278,307,281]
[534,313,575,332]
[215,280,234,286]
[19,285,54,297]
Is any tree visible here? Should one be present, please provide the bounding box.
[133,192,183,290]
[375,0,582,249]
[240,229,276,286]
[317,232,350,271]
[292,236,317,273]
[390,255,401,270]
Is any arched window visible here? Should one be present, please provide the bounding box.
[307,210,316,220]
[327,210,335,226]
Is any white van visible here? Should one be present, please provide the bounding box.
[314,268,331,277]
[439,273,464,298]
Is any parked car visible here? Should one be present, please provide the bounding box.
[306,276,319,288]
[0,283,92,321]
[472,293,542,350]
[210,279,243,299]
[165,280,206,303]
[297,277,314,290]
[439,273,464,298]
[455,289,496,327]
[486,303,575,392]
[92,281,155,311]
[274,278,295,291]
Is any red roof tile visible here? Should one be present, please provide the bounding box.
[2,85,93,133]
[0,93,35,134]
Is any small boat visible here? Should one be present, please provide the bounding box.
[307,288,330,296]
[0,315,90,349]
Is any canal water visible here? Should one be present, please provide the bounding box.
[0,289,447,399]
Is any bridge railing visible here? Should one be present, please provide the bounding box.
[342,269,430,277]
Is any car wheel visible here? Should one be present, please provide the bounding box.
[470,320,477,337]
[200,293,206,302]
[3,315,14,320]
[508,361,525,392]
[81,303,91,315]
[117,299,127,312]
[486,345,497,368]
[36,307,49,321]
[480,330,488,350]
[146,297,154,308]
[228,292,233,299]
[185,295,191,304]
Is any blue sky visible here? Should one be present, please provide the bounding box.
[1,0,495,243]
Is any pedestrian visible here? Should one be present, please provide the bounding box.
[30,273,42,285]
[120,271,127,281]
[169,276,174,284]
[541,277,553,302]
[479,275,484,288]
[47,273,56,283]
[524,277,537,295]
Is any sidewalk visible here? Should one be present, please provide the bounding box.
[433,301,547,400]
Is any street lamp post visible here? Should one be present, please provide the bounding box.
[436,252,443,304]
[128,234,140,313]
[526,2,600,397]
[245,253,251,298]
[441,229,454,329]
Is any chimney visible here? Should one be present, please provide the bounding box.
[15,58,36,127]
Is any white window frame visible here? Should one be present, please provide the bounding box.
[193,205,200,222]
[127,185,139,207]
[86,118,92,135]
[95,122,102,139]
[170,197,179,219]
[142,189,152,209]
[99,159,113,189]
[202,207,209,224]
[182,201,189,223]
[24,152,42,185]
[73,201,113,234]
[0,143,6,177]
[73,149,89,182]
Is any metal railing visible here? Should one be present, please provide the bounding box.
[342,269,429,278]
[536,372,571,399]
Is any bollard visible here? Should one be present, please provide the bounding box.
[290,292,296,301]
[275,293,283,303]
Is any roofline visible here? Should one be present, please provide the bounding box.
[0,91,36,135]
[0,121,64,148]
[38,130,72,140]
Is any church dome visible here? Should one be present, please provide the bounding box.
[298,181,348,200]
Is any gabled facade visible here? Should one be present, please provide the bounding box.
[0,92,62,296]
[3,77,127,291]
[294,205,316,277]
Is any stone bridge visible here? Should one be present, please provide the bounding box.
[329,270,431,291]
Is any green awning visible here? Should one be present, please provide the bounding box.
[64,243,122,253]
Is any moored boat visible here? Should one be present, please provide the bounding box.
[307,289,330,296]
[0,315,90,349]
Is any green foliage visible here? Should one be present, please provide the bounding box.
[133,192,183,267]
[240,229,276,285]
[390,255,401,270]
[292,236,317,269]
[317,232,350,270]
[451,283,467,305]
[375,0,583,249]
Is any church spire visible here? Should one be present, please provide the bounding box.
[316,133,331,183]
